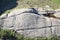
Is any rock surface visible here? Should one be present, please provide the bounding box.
[0,8,60,37]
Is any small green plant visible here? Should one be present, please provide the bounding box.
[47,35,58,40]
[0,28,59,40]
[0,29,17,40]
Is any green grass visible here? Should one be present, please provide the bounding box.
[16,0,60,9]
[0,28,59,40]
[51,0,60,3]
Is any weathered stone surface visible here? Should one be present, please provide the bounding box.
[52,26,60,36]
[0,19,4,27]
[14,13,47,29]
[38,8,47,14]
[50,18,60,25]
[54,9,60,18]
[8,8,28,17]
[0,8,60,37]
[54,12,60,18]
[3,17,15,29]
[16,27,51,37]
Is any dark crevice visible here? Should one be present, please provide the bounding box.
[23,8,40,15]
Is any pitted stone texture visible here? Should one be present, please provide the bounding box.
[52,26,60,36]
[3,17,15,29]
[16,28,51,37]
[14,13,50,30]
[0,19,4,27]
[54,12,60,18]
[50,18,60,25]
[23,29,45,37]
[8,8,28,17]
[44,17,51,26]
[38,8,47,14]
[0,8,60,37]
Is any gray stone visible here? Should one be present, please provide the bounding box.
[16,28,51,37]
[0,8,60,37]
[50,18,60,25]
[0,19,4,27]
[14,13,49,29]
[3,17,15,29]
[52,26,60,36]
